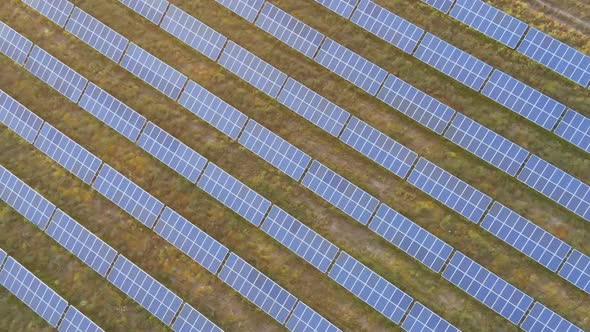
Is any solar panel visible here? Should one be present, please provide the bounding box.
[161,5,228,62]
[78,83,147,142]
[314,0,359,19]
[407,158,493,223]
[554,109,590,154]
[238,119,312,181]
[328,251,413,324]
[120,43,188,100]
[481,202,571,272]
[215,0,265,22]
[261,206,339,273]
[286,302,341,332]
[420,0,455,14]
[401,302,459,332]
[58,306,104,332]
[153,207,229,274]
[301,161,379,225]
[0,165,56,229]
[92,164,165,228]
[0,249,5,267]
[255,2,325,58]
[217,41,288,98]
[414,33,493,91]
[376,75,456,135]
[65,7,129,63]
[172,303,223,332]
[276,78,350,137]
[46,209,117,277]
[22,0,74,27]
[517,28,590,87]
[197,162,271,226]
[118,0,169,25]
[315,38,387,95]
[0,257,68,327]
[178,80,248,140]
[369,204,453,273]
[34,123,103,184]
[521,303,583,332]
[558,250,590,294]
[481,70,567,131]
[340,116,418,179]
[449,0,528,49]
[218,253,298,324]
[0,21,33,65]
[351,0,425,54]
[25,46,88,103]
[444,113,530,176]
[107,255,183,325]
[517,155,590,221]
[0,90,43,144]
[137,122,207,183]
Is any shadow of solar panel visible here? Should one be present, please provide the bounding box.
[58,306,104,332]
[216,0,265,22]
[25,46,88,103]
[558,250,590,294]
[286,302,341,332]
[78,83,146,142]
[119,0,169,25]
[444,113,530,176]
[517,155,590,221]
[218,41,288,98]
[0,90,43,144]
[420,0,455,14]
[34,123,102,184]
[137,122,207,183]
[401,302,459,332]
[0,257,68,327]
[197,163,271,226]
[329,252,413,323]
[92,164,165,228]
[521,303,582,332]
[352,0,424,54]
[340,116,418,178]
[65,7,129,63]
[314,0,359,19]
[315,38,387,95]
[255,2,325,58]
[369,204,453,273]
[0,165,56,229]
[554,109,590,154]
[238,120,312,181]
[481,70,566,131]
[107,255,183,325]
[218,253,298,324]
[172,303,222,332]
[22,0,74,27]
[0,21,33,65]
[377,75,456,134]
[154,207,229,274]
[301,161,379,225]
[407,158,492,223]
[414,33,493,91]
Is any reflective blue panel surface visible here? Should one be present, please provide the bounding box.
[0,90,43,144]
[22,0,74,27]
[0,249,5,267]
[521,303,583,332]
[119,0,169,25]
[554,109,590,154]
[286,302,341,332]
[401,302,460,332]
[215,0,265,22]
[172,303,223,332]
[314,0,359,19]
[558,250,590,294]
[0,21,33,65]
[58,306,104,332]
[420,0,455,14]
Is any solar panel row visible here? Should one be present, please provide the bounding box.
[401,302,460,332]
[58,306,104,332]
[420,0,455,14]
[521,302,583,332]
[172,303,223,332]
[22,0,74,28]
[118,0,170,25]
[314,0,359,19]
[216,0,265,23]
[553,109,590,154]
[558,250,590,294]
[286,302,341,332]
[0,90,44,144]
[0,21,34,65]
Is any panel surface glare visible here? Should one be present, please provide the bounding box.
[420,0,455,14]
[286,302,341,332]
[0,21,33,65]
[22,0,74,27]
[58,306,104,332]
[314,0,359,19]
[558,250,590,294]
[0,90,43,144]
[401,302,459,332]
[520,302,582,332]
[119,0,169,25]
[554,109,590,154]
[172,303,223,332]
[216,0,265,22]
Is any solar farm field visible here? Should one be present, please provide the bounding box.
[0,0,588,331]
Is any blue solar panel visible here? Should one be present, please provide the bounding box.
[314,0,359,19]
[238,120,312,181]
[261,206,339,273]
[120,43,188,100]
[161,5,228,62]
[340,116,418,179]
[407,158,493,223]
[315,38,387,95]
[0,257,68,327]
[414,33,493,91]
[0,249,5,267]
[218,253,298,324]
[521,303,583,332]
[34,123,103,184]
[277,78,350,137]
[401,302,459,332]
[0,90,43,144]
[481,202,571,272]
[119,0,169,25]
[218,41,288,98]
[46,209,117,277]
[58,306,104,332]
[197,162,271,226]
[107,255,183,325]
[22,0,74,27]
[481,70,567,131]
[377,75,456,135]
[351,0,424,54]
[153,207,229,274]
[301,161,379,225]
[444,113,530,176]
[137,122,207,183]
[420,0,455,14]
[0,21,33,65]
[517,28,590,87]
[286,302,341,332]
[517,155,590,221]
[0,165,56,229]
[216,0,265,22]
[558,250,590,294]
[25,46,88,103]
[172,303,223,332]
[178,80,248,140]
[329,251,413,324]
[554,109,590,154]
[369,204,453,273]
[92,164,165,228]
[65,7,129,63]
